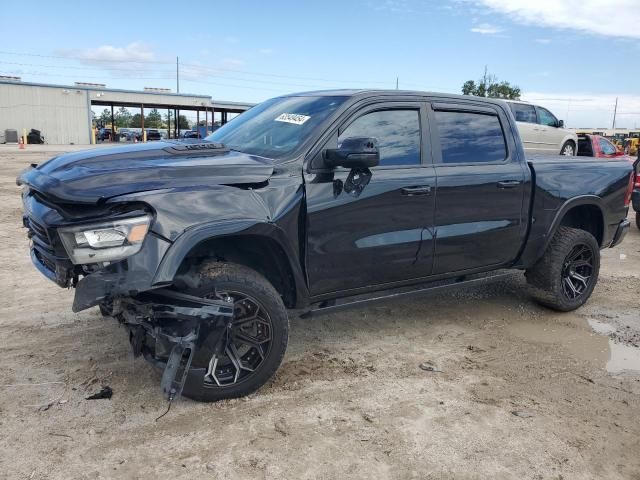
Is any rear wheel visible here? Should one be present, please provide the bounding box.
[560,141,576,156]
[526,227,600,311]
[179,262,289,402]
[636,212,640,230]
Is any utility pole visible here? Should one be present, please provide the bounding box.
[396,76,399,90]
[612,96,618,131]
[176,56,180,94]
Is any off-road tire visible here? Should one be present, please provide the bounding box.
[636,212,640,230]
[180,262,289,402]
[560,141,576,156]
[526,227,600,312]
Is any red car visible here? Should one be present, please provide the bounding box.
[577,134,631,159]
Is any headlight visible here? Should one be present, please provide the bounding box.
[58,215,151,264]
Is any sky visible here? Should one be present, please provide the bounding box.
[1,0,640,128]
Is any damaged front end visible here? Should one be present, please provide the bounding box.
[20,190,237,399]
[114,289,233,400]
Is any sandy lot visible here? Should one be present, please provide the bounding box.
[0,145,638,480]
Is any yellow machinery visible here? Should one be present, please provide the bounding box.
[624,137,639,156]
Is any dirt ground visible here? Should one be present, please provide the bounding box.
[0,144,638,480]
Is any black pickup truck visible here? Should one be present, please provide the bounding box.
[18,90,634,402]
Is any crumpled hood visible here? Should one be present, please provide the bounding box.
[17,140,274,204]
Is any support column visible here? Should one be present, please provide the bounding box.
[196,110,200,138]
[141,104,145,142]
[110,104,115,142]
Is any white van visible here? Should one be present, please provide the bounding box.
[506,100,578,156]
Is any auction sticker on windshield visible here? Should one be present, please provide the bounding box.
[275,113,311,125]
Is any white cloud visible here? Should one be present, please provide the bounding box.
[259,48,274,55]
[67,42,156,65]
[465,0,640,39]
[470,22,503,34]
[521,92,640,128]
[56,42,160,76]
[535,38,551,44]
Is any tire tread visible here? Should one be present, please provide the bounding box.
[180,261,289,402]
[526,226,599,311]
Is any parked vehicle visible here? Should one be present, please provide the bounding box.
[119,128,142,142]
[506,100,578,156]
[578,134,631,159]
[146,129,162,141]
[18,90,633,402]
[182,130,199,139]
[97,128,112,142]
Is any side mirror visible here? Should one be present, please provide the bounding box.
[557,120,565,128]
[325,137,380,169]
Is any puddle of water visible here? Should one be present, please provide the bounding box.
[587,317,640,373]
[587,318,617,336]
[607,341,640,373]
[507,314,640,374]
[507,314,610,367]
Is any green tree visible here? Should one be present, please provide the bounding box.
[145,108,163,128]
[178,115,190,129]
[115,107,132,128]
[130,113,143,128]
[98,108,112,127]
[461,67,521,100]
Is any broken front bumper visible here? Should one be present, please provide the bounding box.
[23,193,171,312]
[71,234,171,312]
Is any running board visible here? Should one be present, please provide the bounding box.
[299,272,514,319]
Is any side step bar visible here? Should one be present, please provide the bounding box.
[300,271,514,319]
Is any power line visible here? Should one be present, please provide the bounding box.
[0,49,395,87]
[0,60,394,91]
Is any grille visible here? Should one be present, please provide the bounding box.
[29,218,51,246]
[28,217,53,250]
[34,248,57,273]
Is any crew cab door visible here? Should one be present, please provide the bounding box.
[304,101,436,296]
[429,101,530,274]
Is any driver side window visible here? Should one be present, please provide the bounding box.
[537,107,558,127]
[339,109,421,166]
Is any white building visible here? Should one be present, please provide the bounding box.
[0,78,253,144]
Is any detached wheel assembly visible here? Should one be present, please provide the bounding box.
[526,226,600,311]
[178,262,289,402]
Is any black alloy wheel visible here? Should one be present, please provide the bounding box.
[560,244,594,300]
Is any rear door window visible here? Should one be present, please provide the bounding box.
[509,103,537,123]
[434,110,507,164]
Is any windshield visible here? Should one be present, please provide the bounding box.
[206,95,347,160]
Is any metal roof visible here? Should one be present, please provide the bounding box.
[0,79,253,111]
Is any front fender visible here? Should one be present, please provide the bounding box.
[151,219,310,308]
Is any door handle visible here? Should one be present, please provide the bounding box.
[497,180,523,189]
[401,185,432,196]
